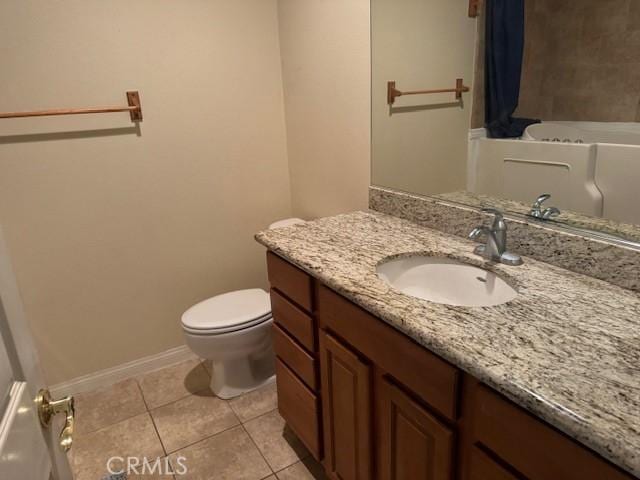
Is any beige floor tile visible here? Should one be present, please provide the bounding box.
[168,425,271,480]
[244,410,309,472]
[74,378,147,435]
[229,382,278,423]
[276,458,326,480]
[138,359,211,409]
[151,391,239,453]
[70,413,164,480]
[124,457,176,479]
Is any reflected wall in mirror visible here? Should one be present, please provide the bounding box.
[371,0,640,245]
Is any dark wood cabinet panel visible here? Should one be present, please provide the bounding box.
[378,375,454,480]
[267,251,313,312]
[468,446,521,480]
[472,385,633,480]
[270,288,316,352]
[272,323,318,391]
[275,359,321,460]
[318,285,460,421]
[320,331,372,480]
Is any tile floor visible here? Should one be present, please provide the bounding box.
[69,358,326,480]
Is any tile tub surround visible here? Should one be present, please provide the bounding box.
[370,186,640,292]
[255,211,640,477]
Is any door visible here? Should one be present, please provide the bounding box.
[0,226,73,480]
[319,331,372,480]
[377,376,454,480]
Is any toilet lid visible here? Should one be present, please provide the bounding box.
[181,289,271,332]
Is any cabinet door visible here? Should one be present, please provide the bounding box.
[378,377,454,480]
[320,331,372,480]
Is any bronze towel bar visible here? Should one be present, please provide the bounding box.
[387,79,470,105]
[0,91,142,122]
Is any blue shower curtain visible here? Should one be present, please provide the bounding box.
[485,0,539,138]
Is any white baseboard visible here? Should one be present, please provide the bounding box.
[49,345,198,397]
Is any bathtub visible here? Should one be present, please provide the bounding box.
[469,122,640,225]
[523,121,640,146]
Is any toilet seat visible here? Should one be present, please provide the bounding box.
[181,289,271,335]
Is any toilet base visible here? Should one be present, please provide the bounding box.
[211,372,276,400]
[209,348,276,399]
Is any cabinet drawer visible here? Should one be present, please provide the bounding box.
[318,285,460,421]
[273,324,318,391]
[469,446,520,480]
[270,289,316,352]
[473,385,633,480]
[267,251,313,312]
[275,359,322,460]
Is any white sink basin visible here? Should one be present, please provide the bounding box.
[376,256,517,307]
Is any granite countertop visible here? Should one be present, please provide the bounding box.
[255,211,640,477]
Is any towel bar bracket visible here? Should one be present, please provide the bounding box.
[126,91,143,122]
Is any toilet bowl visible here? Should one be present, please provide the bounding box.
[181,218,305,399]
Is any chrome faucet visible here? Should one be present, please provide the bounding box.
[529,194,561,220]
[469,208,523,266]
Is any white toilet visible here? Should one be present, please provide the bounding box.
[181,218,305,399]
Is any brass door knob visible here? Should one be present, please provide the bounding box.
[35,388,75,452]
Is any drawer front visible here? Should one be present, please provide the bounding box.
[272,324,318,391]
[270,289,316,352]
[267,251,313,312]
[275,359,322,460]
[318,285,460,421]
[473,385,633,480]
[469,446,520,480]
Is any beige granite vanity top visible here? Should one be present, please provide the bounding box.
[256,211,640,477]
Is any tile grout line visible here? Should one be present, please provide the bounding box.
[237,406,279,425]
[241,423,276,477]
[137,379,170,458]
[75,359,206,437]
[147,389,209,413]
[163,421,244,456]
[74,408,149,439]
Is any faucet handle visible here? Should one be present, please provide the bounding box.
[533,193,551,208]
[542,206,561,220]
[468,226,487,240]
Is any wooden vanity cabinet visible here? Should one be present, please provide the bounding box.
[377,375,455,480]
[265,252,636,480]
[266,252,322,460]
[320,331,373,480]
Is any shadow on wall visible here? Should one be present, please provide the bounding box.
[0,124,141,145]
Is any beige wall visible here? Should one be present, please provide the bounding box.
[278,0,371,219]
[371,0,477,197]
[516,0,640,121]
[0,0,292,384]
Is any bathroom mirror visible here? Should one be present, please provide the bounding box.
[371,0,640,246]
